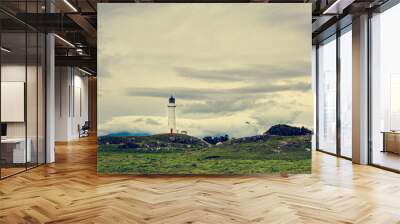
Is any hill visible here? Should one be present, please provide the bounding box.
[98,134,311,174]
[208,135,310,156]
[98,133,208,152]
[265,124,312,136]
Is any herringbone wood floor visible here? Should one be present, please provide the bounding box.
[1,136,400,224]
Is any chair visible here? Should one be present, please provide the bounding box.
[79,121,90,138]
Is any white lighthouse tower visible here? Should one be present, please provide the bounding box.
[168,95,176,134]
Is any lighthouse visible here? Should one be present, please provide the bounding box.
[168,95,176,134]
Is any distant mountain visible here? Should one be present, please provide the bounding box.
[265,124,312,136]
[106,132,151,137]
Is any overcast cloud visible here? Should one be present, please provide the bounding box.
[98,4,312,137]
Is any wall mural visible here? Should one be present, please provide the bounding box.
[97,4,312,175]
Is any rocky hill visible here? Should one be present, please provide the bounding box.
[98,133,208,152]
[98,124,312,153]
[265,124,312,136]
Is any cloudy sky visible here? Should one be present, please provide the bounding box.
[98,4,312,138]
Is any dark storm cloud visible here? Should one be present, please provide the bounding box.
[237,82,310,94]
[180,98,279,115]
[126,81,311,100]
[181,99,257,114]
[145,118,162,125]
[175,63,309,82]
[127,87,216,100]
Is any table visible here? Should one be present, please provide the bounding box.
[382,131,400,154]
[1,138,31,163]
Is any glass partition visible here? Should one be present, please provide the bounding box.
[0,31,27,177]
[317,35,337,154]
[339,27,352,158]
[371,3,400,171]
[0,3,46,179]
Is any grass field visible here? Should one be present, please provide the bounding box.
[97,135,311,175]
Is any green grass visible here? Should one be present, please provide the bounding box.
[97,135,311,175]
[97,151,310,174]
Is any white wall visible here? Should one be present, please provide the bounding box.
[55,67,89,141]
[79,73,90,136]
[1,65,36,138]
[1,63,46,164]
[55,67,70,141]
[1,65,26,81]
[1,65,28,141]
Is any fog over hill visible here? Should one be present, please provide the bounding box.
[98,113,313,139]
